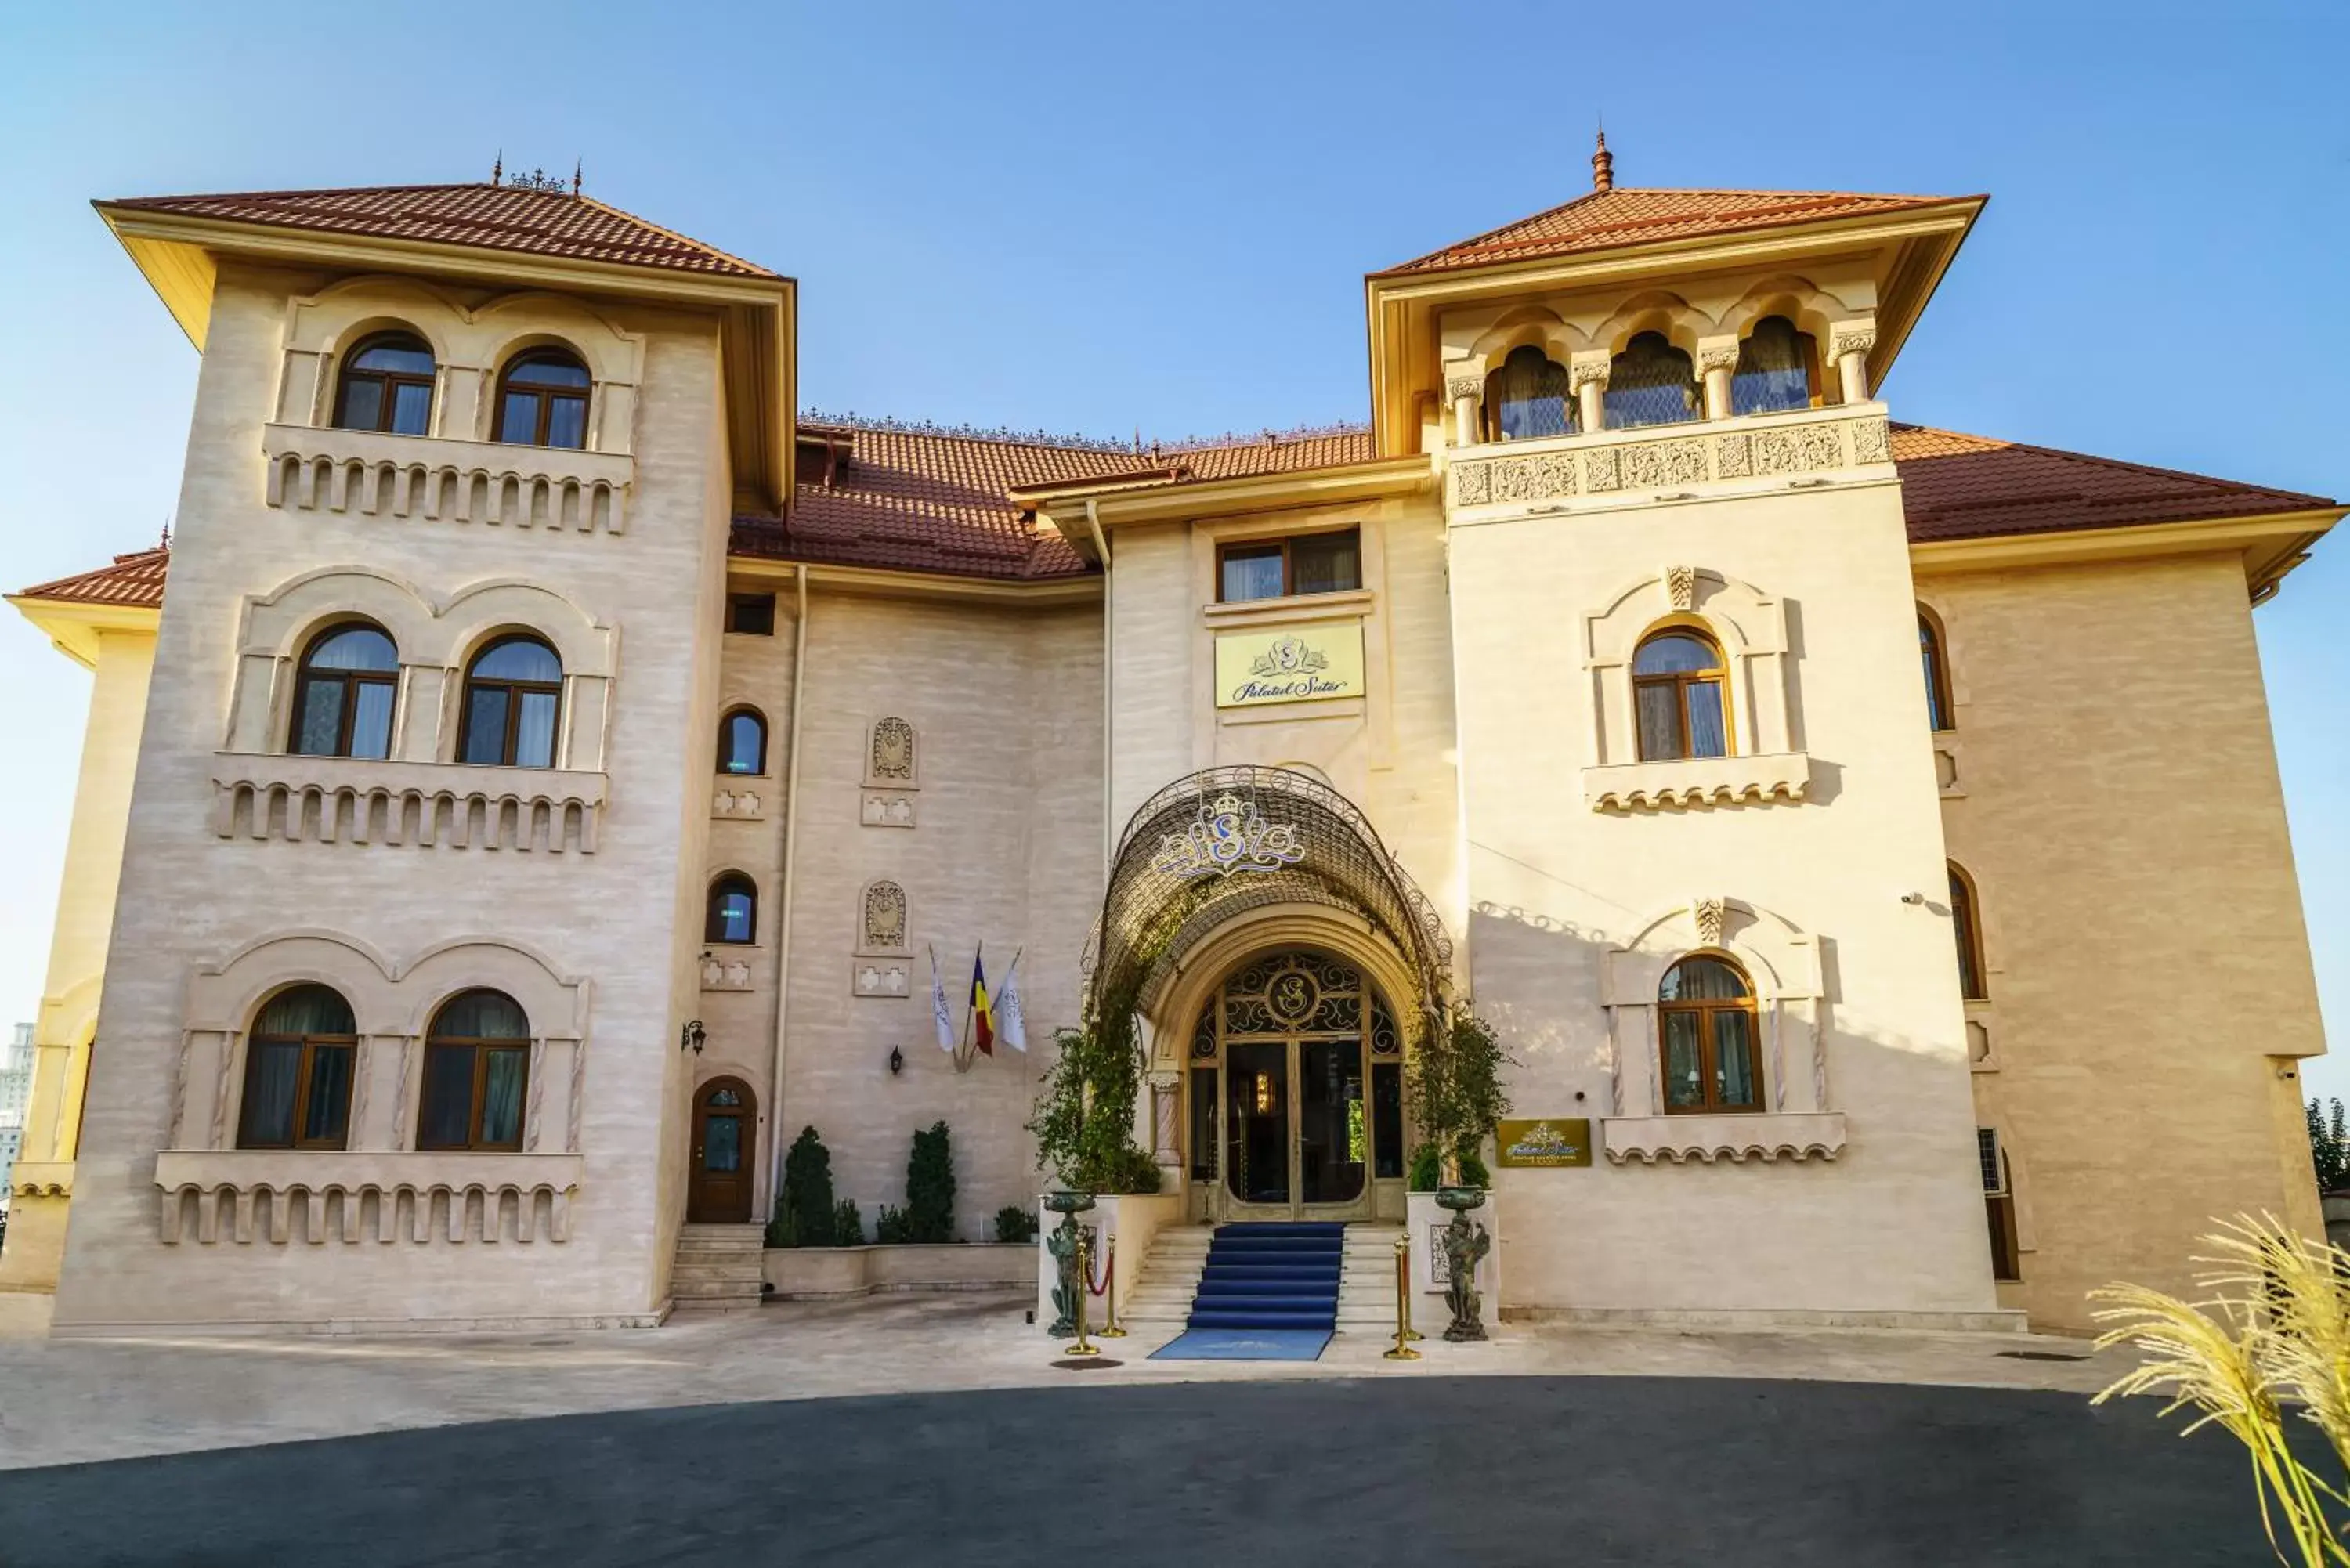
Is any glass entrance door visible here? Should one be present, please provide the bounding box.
[1224,1041,1290,1206]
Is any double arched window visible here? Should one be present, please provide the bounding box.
[1632,628,1730,761]
[458,636,563,768]
[493,349,591,450]
[1484,345,1575,441]
[1658,955,1761,1114]
[237,984,357,1150]
[1949,863,1987,1000]
[332,332,436,436]
[291,623,399,759]
[1730,316,1821,416]
[1605,331,1699,429]
[707,873,757,945]
[1919,610,1954,732]
[718,708,767,775]
[418,988,530,1152]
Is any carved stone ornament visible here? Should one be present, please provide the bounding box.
[1665,565,1697,613]
[1454,462,1491,507]
[1694,898,1726,948]
[1620,439,1708,490]
[1150,792,1305,880]
[1569,359,1611,391]
[860,789,916,828]
[1751,424,1842,476]
[1584,446,1622,493]
[1712,432,1753,479]
[1851,415,1891,464]
[1444,373,1484,403]
[1829,324,1877,360]
[1697,344,1740,374]
[861,881,909,952]
[868,717,916,783]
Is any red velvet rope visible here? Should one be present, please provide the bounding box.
[1086,1236,1114,1296]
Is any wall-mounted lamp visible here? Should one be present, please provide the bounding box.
[1899,891,1927,906]
[888,1046,905,1076]
[680,1019,707,1055]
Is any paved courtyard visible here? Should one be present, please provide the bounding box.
[0,1295,2272,1564]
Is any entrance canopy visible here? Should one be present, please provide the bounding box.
[1084,767,1453,1026]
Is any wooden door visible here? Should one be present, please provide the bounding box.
[687,1077,756,1223]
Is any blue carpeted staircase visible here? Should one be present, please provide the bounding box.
[1184,1223,1346,1332]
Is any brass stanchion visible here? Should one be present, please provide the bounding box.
[1383,1233,1422,1361]
[1065,1230,1101,1357]
[1097,1237,1128,1339]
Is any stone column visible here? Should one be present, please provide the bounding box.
[1444,370,1483,446]
[1697,338,1740,420]
[1570,354,1611,433]
[1828,322,1877,404]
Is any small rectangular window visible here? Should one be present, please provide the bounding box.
[727,594,777,636]
[1215,528,1362,603]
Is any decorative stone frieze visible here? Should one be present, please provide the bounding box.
[1448,405,1891,512]
[1584,753,1813,811]
[153,1151,584,1244]
[262,424,633,534]
[1748,423,1842,476]
[851,960,912,999]
[714,786,766,820]
[1851,415,1891,464]
[700,952,756,992]
[859,789,916,827]
[1620,439,1708,490]
[1600,1112,1846,1165]
[211,753,606,852]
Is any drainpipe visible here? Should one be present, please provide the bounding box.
[765,563,810,1213]
[1086,499,1113,873]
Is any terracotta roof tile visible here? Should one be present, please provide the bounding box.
[104,182,778,280]
[1378,186,1969,276]
[13,546,170,609]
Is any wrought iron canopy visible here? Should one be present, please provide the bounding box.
[1084,766,1453,1025]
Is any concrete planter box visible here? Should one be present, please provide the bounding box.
[1033,1190,1185,1331]
[1406,1190,1502,1333]
[762,1242,1035,1301]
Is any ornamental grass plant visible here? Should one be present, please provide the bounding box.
[2092,1213,2350,1565]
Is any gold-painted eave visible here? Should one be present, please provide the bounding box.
[7,595,161,670]
[92,204,799,511]
[1907,507,2342,599]
[1042,455,1435,542]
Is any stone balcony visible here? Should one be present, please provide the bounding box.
[262,423,634,534]
[212,752,607,853]
[1447,402,1892,519]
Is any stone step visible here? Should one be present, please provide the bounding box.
[672,1279,764,1302]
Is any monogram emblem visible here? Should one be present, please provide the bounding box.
[1150,792,1307,880]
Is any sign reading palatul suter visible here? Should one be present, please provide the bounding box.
[1213,622,1365,709]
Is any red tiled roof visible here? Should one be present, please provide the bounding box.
[13,546,171,609]
[103,182,778,280]
[1377,186,1969,276]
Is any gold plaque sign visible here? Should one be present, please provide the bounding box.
[1495,1118,1593,1168]
[1213,621,1365,709]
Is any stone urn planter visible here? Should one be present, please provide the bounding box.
[1042,1190,1095,1336]
[1434,1187,1493,1342]
[1406,1186,1502,1338]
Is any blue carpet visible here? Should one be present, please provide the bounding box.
[1148,1328,1332,1361]
[1183,1222,1345,1335]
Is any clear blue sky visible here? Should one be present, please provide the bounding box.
[2,2,2343,1089]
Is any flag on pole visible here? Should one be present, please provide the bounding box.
[969,946,996,1057]
[928,945,956,1053]
[996,948,1028,1053]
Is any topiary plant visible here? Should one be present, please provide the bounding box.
[906,1121,956,1242]
[993,1204,1039,1243]
[833,1199,864,1245]
[873,1204,914,1245]
[774,1125,837,1248]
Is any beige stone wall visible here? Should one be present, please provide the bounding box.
[52,266,737,1331]
[1931,552,2326,1331]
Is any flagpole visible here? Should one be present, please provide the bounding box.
[956,942,976,1074]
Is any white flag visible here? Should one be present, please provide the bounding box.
[996,950,1028,1053]
[928,945,956,1053]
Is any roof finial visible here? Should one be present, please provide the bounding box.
[572,159,582,197]
[492,150,503,186]
[1592,121,1613,193]
[159,515,172,550]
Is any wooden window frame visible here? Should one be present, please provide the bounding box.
[1482,347,1576,443]
[235,989,356,1152]
[718,708,768,776]
[288,623,400,759]
[1949,862,1988,1001]
[491,349,592,450]
[417,993,531,1154]
[707,873,758,945]
[1657,956,1763,1116]
[1632,627,1734,761]
[1729,316,1827,415]
[1214,527,1362,604]
[331,332,436,435]
[456,636,564,768]
[1919,608,1956,732]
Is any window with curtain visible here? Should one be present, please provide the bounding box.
[291,623,399,760]
[1658,955,1761,1114]
[457,636,562,768]
[1604,331,1700,429]
[718,709,767,775]
[1950,864,1987,1000]
[237,984,357,1150]
[707,873,757,945]
[1216,528,1361,602]
[331,332,436,436]
[1632,629,1730,761]
[418,989,530,1152]
[1979,1128,2021,1281]
[1919,612,1954,732]
[492,349,591,450]
[1730,315,1820,416]
[1484,345,1575,441]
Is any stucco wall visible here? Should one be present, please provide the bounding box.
[1932,552,2326,1331]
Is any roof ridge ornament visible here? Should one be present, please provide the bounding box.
[1593,125,1614,193]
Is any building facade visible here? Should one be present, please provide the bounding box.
[6,148,2334,1335]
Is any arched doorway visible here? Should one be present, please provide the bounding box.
[687,1077,757,1223]
[1186,950,1406,1222]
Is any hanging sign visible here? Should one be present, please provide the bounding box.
[1495,1118,1593,1169]
[1213,621,1365,709]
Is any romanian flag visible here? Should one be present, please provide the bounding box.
[969,948,996,1057]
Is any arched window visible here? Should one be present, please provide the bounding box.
[718,708,767,775]
[1658,955,1761,1114]
[1949,863,1987,1000]
[418,988,530,1152]
[1919,610,1954,732]
[707,873,757,945]
[332,332,436,436]
[457,636,562,768]
[1730,315,1820,416]
[237,984,356,1151]
[1484,345,1575,441]
[1633,629,1730,761]
[492,349,591,450]
[1604,331,1699,429]
[291,623,399,760]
